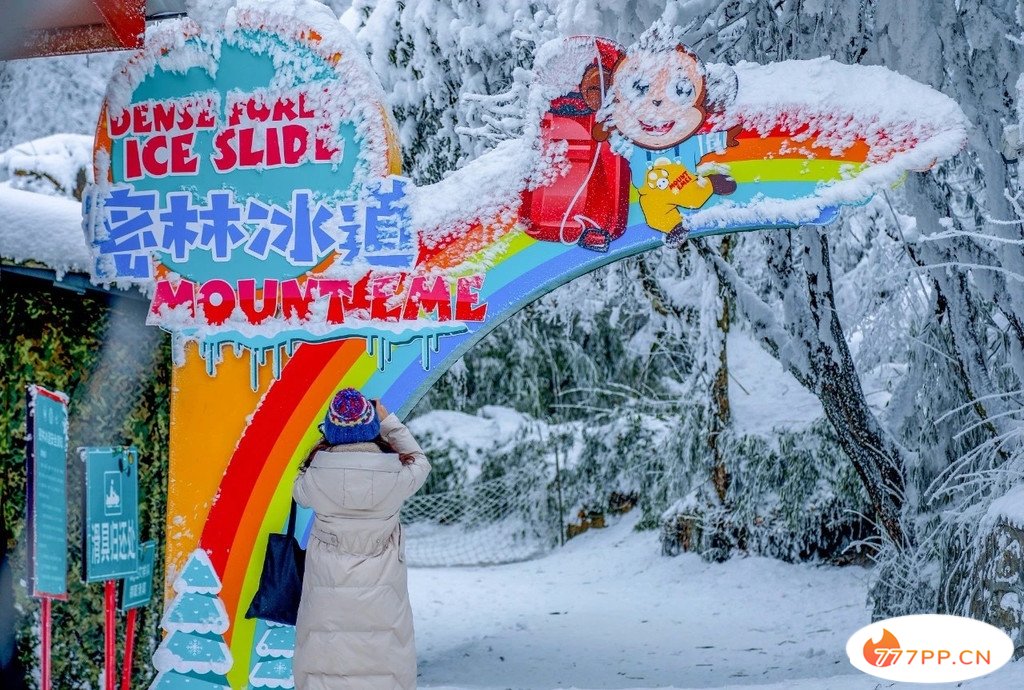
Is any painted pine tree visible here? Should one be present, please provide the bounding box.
[247,620,295,689]
[150,549,233,690]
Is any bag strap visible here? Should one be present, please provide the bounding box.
[286,499,298,538]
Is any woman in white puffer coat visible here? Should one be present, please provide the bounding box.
[292,388,431,690]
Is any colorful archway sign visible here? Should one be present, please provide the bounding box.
[83,2,967,687]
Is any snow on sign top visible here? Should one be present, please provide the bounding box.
[81,7,967,390]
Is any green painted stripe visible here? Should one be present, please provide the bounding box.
[713,159,866,183]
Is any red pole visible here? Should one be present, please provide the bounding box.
[120,607,137,690]
[104,581,116,690]
[40,597,52,690]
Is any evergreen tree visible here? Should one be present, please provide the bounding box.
[247,620,295,690]
[150,549,233,690]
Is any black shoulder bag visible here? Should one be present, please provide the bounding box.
[245,499,306,626]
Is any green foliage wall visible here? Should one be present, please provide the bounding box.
[0,273,169,690]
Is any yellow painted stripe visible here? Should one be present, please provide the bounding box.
[165,345,273,601]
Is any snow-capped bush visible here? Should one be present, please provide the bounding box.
[0,134,93,199]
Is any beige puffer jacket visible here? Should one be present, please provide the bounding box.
[292,413,430,690]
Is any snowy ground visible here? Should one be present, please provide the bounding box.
[409,514,1024,690]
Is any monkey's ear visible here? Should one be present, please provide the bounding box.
[580,61,616,113]
[591,121,612,142]
[704,63,738,114]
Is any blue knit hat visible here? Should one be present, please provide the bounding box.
[322,388,380,445]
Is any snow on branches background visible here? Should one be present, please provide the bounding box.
[5,0,1024,633]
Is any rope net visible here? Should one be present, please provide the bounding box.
[401,468,558,567]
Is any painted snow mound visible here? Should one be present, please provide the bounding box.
[153,630,233,675]
[680,57,969,231]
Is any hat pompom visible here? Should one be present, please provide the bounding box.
[323,388,380,445]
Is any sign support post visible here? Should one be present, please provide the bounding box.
[105,580,116,690]
[120,606,137,690]
[118,540,154,690]
[40,596,52,690]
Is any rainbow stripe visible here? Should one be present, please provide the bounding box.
[666,122,882,235]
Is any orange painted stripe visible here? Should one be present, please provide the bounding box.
[420,221,491,272]
[421,216,522,273]
[705,135,870,164]
[166,343,273,599]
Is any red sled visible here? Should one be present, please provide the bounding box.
[520,38,630,253]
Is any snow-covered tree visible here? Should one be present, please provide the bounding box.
[0,53,116,151]
[349,0,542,183]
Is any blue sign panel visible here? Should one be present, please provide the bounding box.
[26,386,69,599]
[82,447,139,582]
[120,540,155,611]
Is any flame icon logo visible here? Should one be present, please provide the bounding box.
[863,628,901,667]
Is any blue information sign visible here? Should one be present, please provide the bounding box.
[26,386,69,599]
[81,447,139,582]
[120,540,155,611]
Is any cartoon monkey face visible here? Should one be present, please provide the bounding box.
[607,49,707,150]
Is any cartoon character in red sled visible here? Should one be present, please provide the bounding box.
[522,27,740,251]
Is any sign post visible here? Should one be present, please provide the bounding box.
[120,601,137,690]
[82,447,139,690]
[26,385,69,690]
[105,580,116,690]
[119,540,154,690]
[40,597,52,690]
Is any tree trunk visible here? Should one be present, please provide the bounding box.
[709,235,732,504]
[801,231,911,549]
[695,231,912,549]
